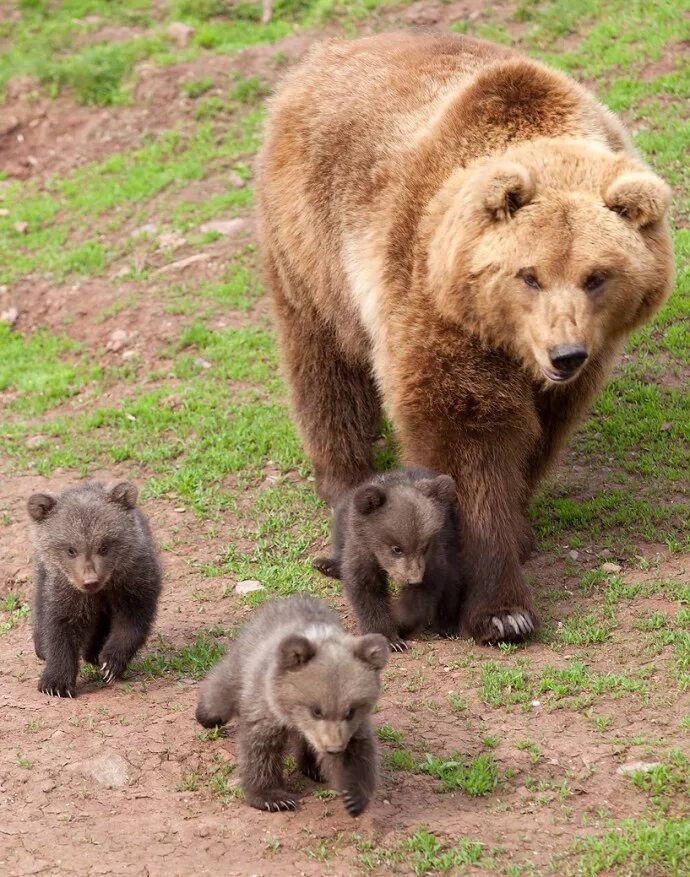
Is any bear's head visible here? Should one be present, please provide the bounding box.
[427,140,674,385]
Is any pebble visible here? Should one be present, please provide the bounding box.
[106,328,128,352]
[601,562,622,574]
[235,579,264,596]
[14,221,28,234]
[199,218,250,237]
[617,760,661,775]
[69,753,131,788]
[568,549,579,561]
[167,22,195,48]
[1,306,19,326]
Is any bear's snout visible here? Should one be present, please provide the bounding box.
[547,343,588,380]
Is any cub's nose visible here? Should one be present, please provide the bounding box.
[326,745,345,755]
[83,577,100,593]
[548,344,588,376]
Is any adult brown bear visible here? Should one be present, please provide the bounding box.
[256,33,674,644]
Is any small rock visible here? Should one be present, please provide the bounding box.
[235,579,264,596]
[25,435,46,449]
[601,562,622,574]
[167,22,195,47]
[531,700,541,708]
[660,422,672,432]
[14,221,28,234]
[0,208,9,217]
[194,357,211,370]
[617,760,661,776]
[568,549,580,561]
[199,218,250,237]
[157,230,186,251]
[41,780,56,793]
[130,222,158,239]
[174,506,186,513]
[1,306,19,326]
[106,328,129,353]
[0,113,20,137]
[228,172,246,189]
[600,548,612,558]
[121,349,137,361]
[70,753,131,788]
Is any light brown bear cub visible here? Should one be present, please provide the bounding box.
[257,32,674,645]
[196,596,389,816]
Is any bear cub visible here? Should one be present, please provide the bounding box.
[28,481,162,697]
[196,596,389,816]
[314,468,463,650]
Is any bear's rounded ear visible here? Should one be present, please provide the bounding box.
[603,171,671,228]
[353,484,386,515]
[278,634,316,672]
[353,634,390,670]
[476,160,536,221]
[417,474,457,505]
[27,493,57,522]
[109,481,138,509]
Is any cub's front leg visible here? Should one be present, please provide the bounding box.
[38,615,82,698]
[321,720,378,817]
[341,557,406,651]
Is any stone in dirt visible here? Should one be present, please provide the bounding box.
[617,760,661,775]
[601,562,622,574]
[14,221,28,234]
[235,579,264,596]
[1,306,19,326]
[69,753,131,788]
[199,218,250,237]
[167,22,195,48]
[106,328,129,352]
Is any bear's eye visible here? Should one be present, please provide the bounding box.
[518,270,541,291]
[311,706,322,719]
[343,707,355,721]
[67,547,77,558]
[391,545,404,556]
[584,271,607,293]
[98,543,109,556]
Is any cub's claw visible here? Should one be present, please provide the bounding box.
[342,789,368,817]
[389,637,407,653]
[475,609,537,645]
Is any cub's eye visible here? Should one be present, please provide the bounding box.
[311,706,322,719]
[98,544,110,556]
[519,270,541,291]
[343,707,355,721]
[67,547,77,558]
[584,271,607,293]
[391,545,403,557]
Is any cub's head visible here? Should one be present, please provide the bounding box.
[271,629,389,755]
[428,140,674,385]
[28,481,139,594]
[351,475,456,585]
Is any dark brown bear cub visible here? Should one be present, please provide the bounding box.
[28,481,162,698]
[314,468,463,650]
[196,596,389,816]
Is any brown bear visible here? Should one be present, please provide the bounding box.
[256,33,674,644]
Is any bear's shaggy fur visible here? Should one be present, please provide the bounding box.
[28,481,162,697]
[313,468,464,649]
[256,33,674,643]
[195,597,389,816]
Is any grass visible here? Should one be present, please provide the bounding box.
[357,828,486,875]
[134,629,228,679]
[0,593,30,634]
[419,752,500,796]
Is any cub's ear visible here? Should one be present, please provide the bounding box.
[603,171,671,228]
[278,634,316,672]
[417,474,457,505]
[353,484,386,515]
[473,159,536,221]
[353,634,390,670]
[27,493,57,522]
[109,481,138,509]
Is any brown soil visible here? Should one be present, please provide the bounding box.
[1,7,688,877]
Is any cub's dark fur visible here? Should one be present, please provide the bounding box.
[314,468,463,649]
[28,481,162,697]
[196,596,389,816]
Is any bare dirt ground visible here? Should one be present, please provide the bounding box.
[1,4,688,876]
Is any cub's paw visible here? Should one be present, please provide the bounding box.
[99,653,128,684]
[38,672,75,699]
[298,751,325,784]
[195,704,227,729]
[312,556,342,580]
[472,609,537,644]
[247,789,298,813]
[342,787,370,817]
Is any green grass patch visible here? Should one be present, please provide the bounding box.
[0,593,30,634]
[134,628,228,679]
[419,752,500,796]
[357,828,486,875]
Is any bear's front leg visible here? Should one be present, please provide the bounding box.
[238,719,296,812]
[38,617,81,698]
[99,596,154,683]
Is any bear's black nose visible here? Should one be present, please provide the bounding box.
[548,344,588,376]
